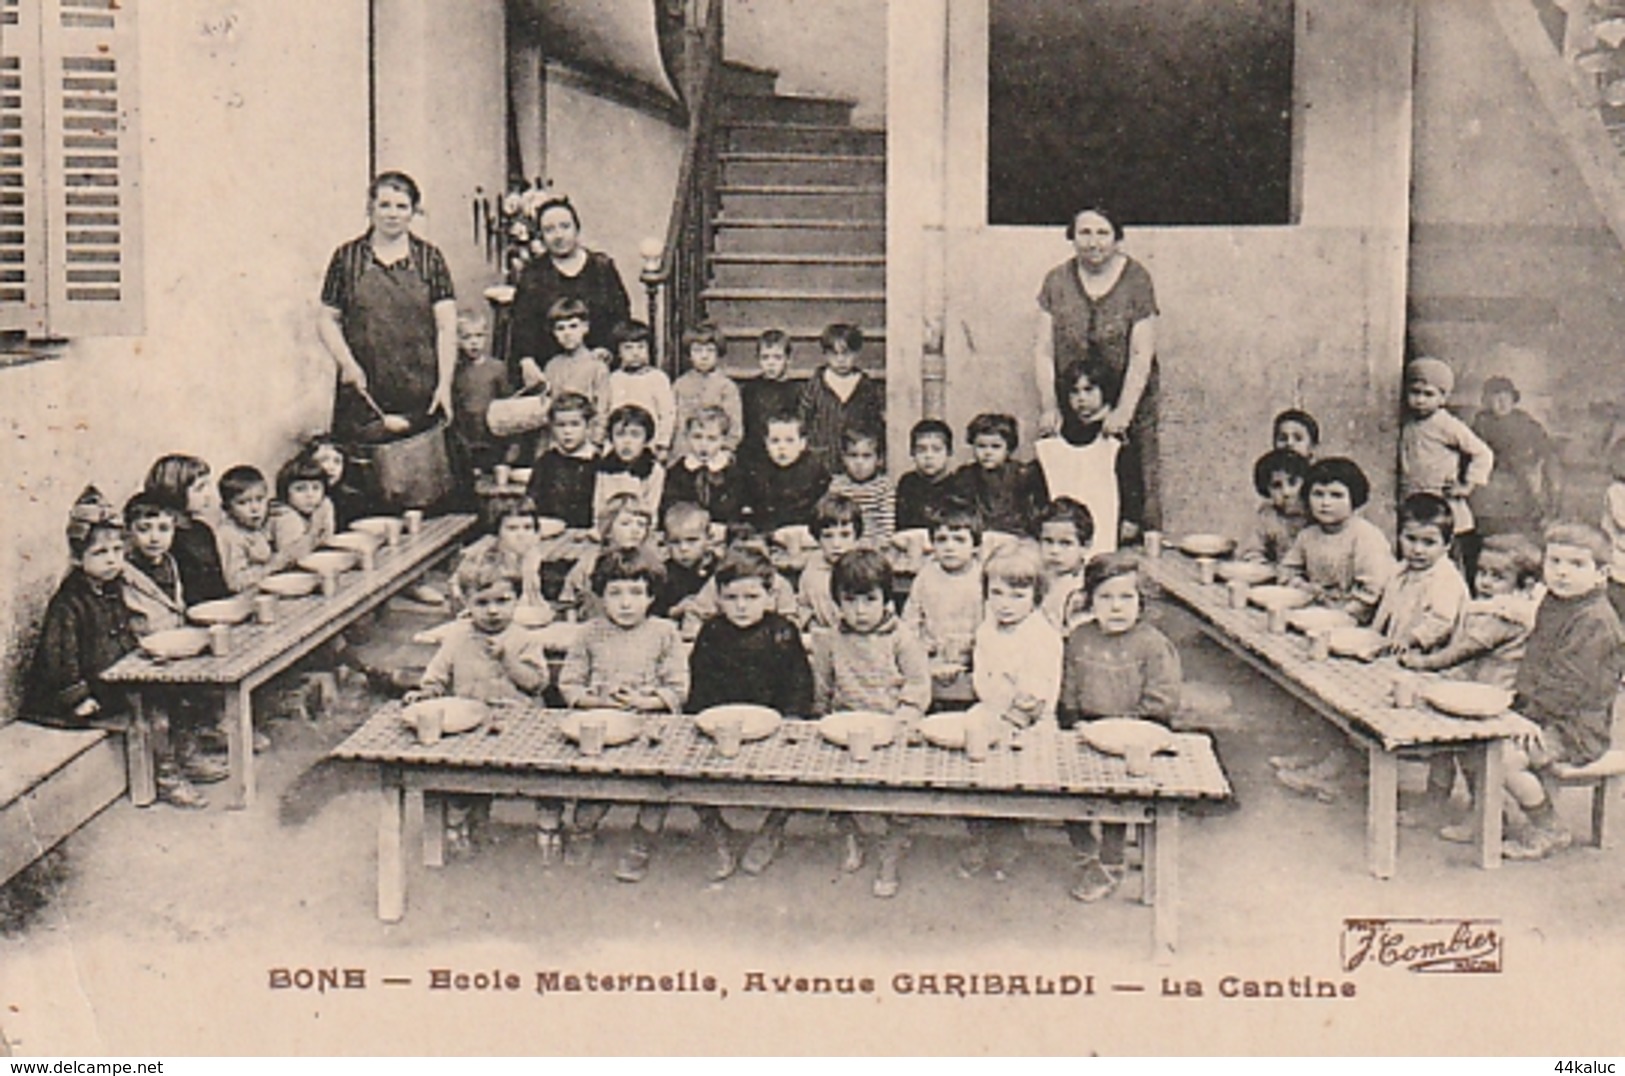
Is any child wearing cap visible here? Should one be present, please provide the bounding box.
[1400,357,1495,576]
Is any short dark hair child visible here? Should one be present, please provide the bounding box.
[811,490,865,540]
[911,419,953,454]
[124,490,177,530]
[712,544,778,591]
[758,328,791,353]
[1480,532,1543,590]
[524,393,599,529]
[483,492,539,534]
[1305,457,1371,507]
[967,413,1019,454]
[1081,548,1147,607]
[219,465,269,508]
[144,455,210,517]
[1399,491,1456,545]
[607,403,657,441]
[840,424,883,457]
[929,499,986,543]
[820,323,864,355]
[1273,409,1321,456]
[276,452,329,504]
[142,454,229,603]
[611,319,653,352]
[831,547,893,602]
[548,296,590,324]
[682,322,723,351]
[1253,448,1311,498]
[590,544,667,596]
[1033,496,1095,546]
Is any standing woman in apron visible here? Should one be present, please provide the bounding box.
[317,171,458,445]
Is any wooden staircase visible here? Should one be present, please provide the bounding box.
[706,62,886,373]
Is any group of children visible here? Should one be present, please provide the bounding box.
[24,438,372,807]
[1240,361,1623,860]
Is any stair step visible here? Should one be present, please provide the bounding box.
[722,93,855,126]
[720,61,781,98]
[1,722,126,886]
[703,289,886,331]
[714,219,886,256]
[710,253,886,290]
[722,152,886,187]
[726,122,887,155]
[719,185,885,221]
[719,328,888,373]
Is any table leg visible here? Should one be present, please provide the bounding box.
[424,794,447,868]
[1367,745,1399,880]
[379,774,406,922]
[1475,739,1505,869]
[1139,821,1157,906]
[124,692,156,807]
[1152,803,1179,965]
[223,685,254,810]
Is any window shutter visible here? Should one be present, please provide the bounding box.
[41,0,141,336]
[1,0,48,335]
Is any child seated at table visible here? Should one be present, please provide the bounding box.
[543,298,612,444]
[1058,551,1183,902]
[1034,497,1094,633]
[607,320,675,458]
[1237,448,1310,566]
[680,531,799,639]
[525,392,600,531]
[902,500,985,705]
[799,493,864,631]
[270,450,336,561]
[828,426,894,546]
[594,404,665,527]
[894,419,957,537]
[743,412,830,534]
[959,542,1063,881]
[1373,492,1470,656]
[662,406,743,525]
[304,434,373,531]
[953,413,1044,545]
[653,501,717,621]
[25,489,210,809]
[1494,522,1625,860]
[559,493,656,624]
[811,549,931,898]
[1273,408,1320,460]
[1279,457,1395,624]
[121,491,188,636]
[1400,532,1544,842]
[689,546,815,879]
[405,547,551,854]
[143,454,230,603]
[672,323,743,462]
[447,493,548,616]
[216,464,296,593]
[557,547,690,880]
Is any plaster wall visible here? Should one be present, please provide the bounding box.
[0,3,370,721]
[725,0,888,128]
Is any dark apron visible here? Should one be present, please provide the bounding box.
[333,252,439,442]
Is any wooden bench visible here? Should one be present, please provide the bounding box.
[0,721,127,887]
[1554,748,1625,850]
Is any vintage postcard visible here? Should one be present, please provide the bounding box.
[2,0,1624,1057]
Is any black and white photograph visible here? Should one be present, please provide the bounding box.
[1,0,1623,1057]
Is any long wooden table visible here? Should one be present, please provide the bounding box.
[1142,551,1523,878]
[104,514,476,809]
[331,703,1231,962]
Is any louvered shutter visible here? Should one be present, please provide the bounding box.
[42,0,141,336]
[1,0,48,335]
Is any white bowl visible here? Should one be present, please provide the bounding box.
[186,596,254,626]
[1247,585,1313,612]
[400,697,489,742]
[1179,533,1236,558]
[1421,682,1513,719]
[557,708,644,748]
[919,707,1008,751]
[298,549,358,576]
[258,572,321,598]
[817,711,898,748]
[350,517,403,542]
[1216,561,1274,585]
[1286,607,1356,635]
[325,531,382,554]
[139,627,212,661]
[696,704,782,741]
[1327,627,1386,661]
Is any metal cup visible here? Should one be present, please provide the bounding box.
[404,509,424,536]
[1144,530,1163,559]
[358,545,376,572]
[964,717,990,762]
[715,716,744,759]
[1125,745,1153,777]
[416,706,444,746]
[1393,675,1418,709]
[319,570,338,598]
[254,593,278,624]
[1309,629,1331,662]
[494,463,511,488]
[1197,557,1217,585]
[848,723,874,763]
[383,519,403,547]
[1228,579,1250,610]
[1267,607,1288,634]
[208,623,231,657]
[579,716,607,757]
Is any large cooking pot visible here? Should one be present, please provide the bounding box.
[359,420,453,510]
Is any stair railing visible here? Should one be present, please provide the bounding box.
[644,0,726,377]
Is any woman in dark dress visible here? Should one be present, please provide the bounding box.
[1033,206,1162,538]
[317,172,458,443]
[506,197,632,391]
